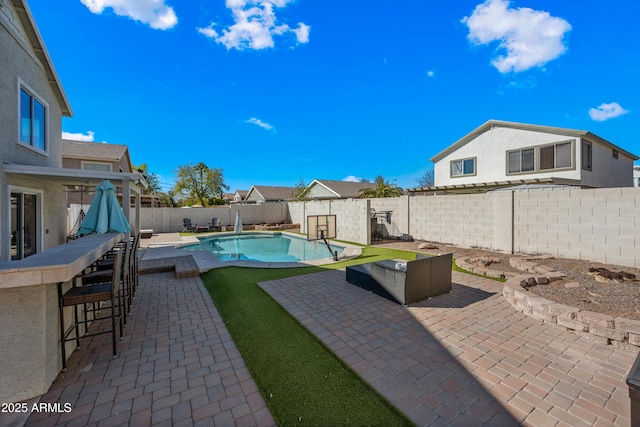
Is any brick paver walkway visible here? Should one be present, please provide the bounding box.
[260,270,638,426]
[22,272,274,427]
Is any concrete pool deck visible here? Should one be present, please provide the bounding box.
[140,231,363,272]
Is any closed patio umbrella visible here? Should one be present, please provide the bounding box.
[78,180,131,235]
[234,211,243,234]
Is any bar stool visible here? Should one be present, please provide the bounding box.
[94,234,139,314]
[58,250,124,371]
[91,238,132,322]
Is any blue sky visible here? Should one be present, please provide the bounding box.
[28,0,640,192]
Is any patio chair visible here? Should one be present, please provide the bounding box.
[183,218,197,232]
[208,217,221,232]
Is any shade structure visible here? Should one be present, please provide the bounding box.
[78,180,131,235]
[234,211,243,234]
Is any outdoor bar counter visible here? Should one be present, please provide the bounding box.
[0,232,124,403]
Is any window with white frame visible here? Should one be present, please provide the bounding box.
[82,162,112,172]
[450,157,475,177]
[19,86,47,152]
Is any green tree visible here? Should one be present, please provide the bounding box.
[293,178,311,201]
[358,175,403,198]
[416,167,435,187]
[133,163,162,194]
[157,190,178,207]
[173,162,229,207]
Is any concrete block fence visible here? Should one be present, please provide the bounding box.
[128,186,640,268]
[132,203,290,233]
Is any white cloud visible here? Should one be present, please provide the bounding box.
[589,102,629,122]
[426,70,435,78]
[80,0,178,30]
[245,117,275,132]
[462,0,571,73]
[62,131,95,142]
[197,0,310,50]
[342,176,360,182]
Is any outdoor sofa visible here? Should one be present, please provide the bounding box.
[345,253,452,305]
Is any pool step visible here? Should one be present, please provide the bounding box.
[139,255,200,279]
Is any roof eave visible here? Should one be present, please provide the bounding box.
[12,0,73,117]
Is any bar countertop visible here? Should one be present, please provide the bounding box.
[0,232,124,289]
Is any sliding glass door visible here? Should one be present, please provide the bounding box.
[11,192,39,260]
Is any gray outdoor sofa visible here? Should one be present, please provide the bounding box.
[345,253,453,305]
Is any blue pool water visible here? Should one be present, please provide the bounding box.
[181,233,344,262]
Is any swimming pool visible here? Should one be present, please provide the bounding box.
[180,232,344,263]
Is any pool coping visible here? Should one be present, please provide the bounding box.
[141,231,363,273]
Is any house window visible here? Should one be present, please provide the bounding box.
[82,162,112,172]
[451,158,475,177]
[507,148,535,173]
[540,141,571,170]
[612,149,619,160]
[20,87,47,152]
[582,141,592,170]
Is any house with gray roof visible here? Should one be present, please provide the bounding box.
[304,179,378,199]
[412,120,638,194]
[245,185,297,203]
[62,139,132,173]
[0,0,146,260]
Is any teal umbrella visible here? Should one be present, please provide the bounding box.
[78,180,131,235]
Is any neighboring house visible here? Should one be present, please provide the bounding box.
[425,120,638,193]
[245,185,297,203]
[634,166,640,187]
[304,179,377,199]
[232,189,248,203]
[0,0,145,260]
[62,139,131,173]
[61,139,157,208]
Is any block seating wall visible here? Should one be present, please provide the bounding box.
[346,253,452,305]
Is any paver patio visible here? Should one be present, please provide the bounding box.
[260,270,638,426]
[6,257,639,426]
[19,271,274,427]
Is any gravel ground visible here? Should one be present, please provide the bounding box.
[376,240,640,321]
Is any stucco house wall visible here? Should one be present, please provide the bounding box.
[432,121,637,189]
[0,0,69,259]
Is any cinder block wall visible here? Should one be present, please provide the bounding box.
[513,187,639,267]
[288,199,370,245]
[132,203,290,233]
[132,187,640,268]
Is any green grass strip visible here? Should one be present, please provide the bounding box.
[201,246,419,426]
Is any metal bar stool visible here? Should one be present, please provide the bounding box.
[90,238,132,323]
[58,250,124,371]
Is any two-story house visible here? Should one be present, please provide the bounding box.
[1,0,146,260]
[426,120,638,193]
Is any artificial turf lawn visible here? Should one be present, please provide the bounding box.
[201,246,420,426]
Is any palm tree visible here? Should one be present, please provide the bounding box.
[358,175,403,198]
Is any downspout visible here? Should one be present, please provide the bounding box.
[511,190,515,254]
